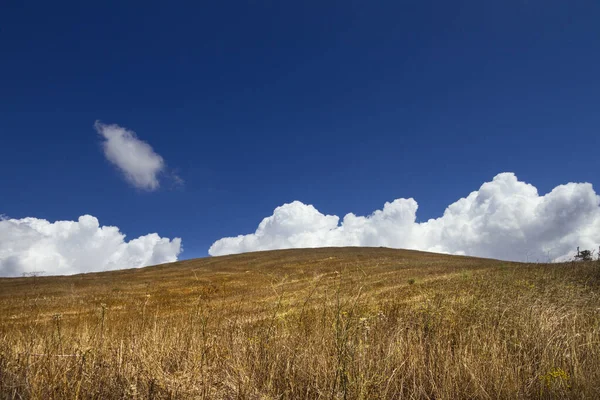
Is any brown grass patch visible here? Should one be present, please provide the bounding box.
[1,247,599,399]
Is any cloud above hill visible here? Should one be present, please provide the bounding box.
[0,215,182,277]
[95,121,180,190]
[209,173,600,262]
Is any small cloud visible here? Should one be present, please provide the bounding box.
[0,214,182,277]
[209,173,600,262]
[170,170,185,189]
[95,121,178,191]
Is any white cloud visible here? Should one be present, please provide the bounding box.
[209,173,600,262]
[0,215,182,277]
[95,121,168,191]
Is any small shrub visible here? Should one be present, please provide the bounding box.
[575,249,593,262]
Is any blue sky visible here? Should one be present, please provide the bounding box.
[1,1,600,274]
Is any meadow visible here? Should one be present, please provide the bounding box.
[1,247,599,399]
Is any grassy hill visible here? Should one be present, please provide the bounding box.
[1,247,599,399]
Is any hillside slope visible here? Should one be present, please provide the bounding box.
[1,247,599,399]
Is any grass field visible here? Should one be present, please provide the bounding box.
[1,247,599,399]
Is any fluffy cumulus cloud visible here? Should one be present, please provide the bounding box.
[95,121,170,191]
[0,215,182,277]
[209,173,600,262]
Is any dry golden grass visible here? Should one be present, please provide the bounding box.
[1,247,599,399]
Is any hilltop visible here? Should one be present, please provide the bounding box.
[1,247,599,399]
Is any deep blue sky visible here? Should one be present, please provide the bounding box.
[1,0,599,259]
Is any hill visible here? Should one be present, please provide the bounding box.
[1,247,599,399]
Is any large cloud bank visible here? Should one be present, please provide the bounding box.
[95,121,168,191]
[0,215,182,277]
[209,173,600,262]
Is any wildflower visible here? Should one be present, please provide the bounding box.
[540,367,571,390]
